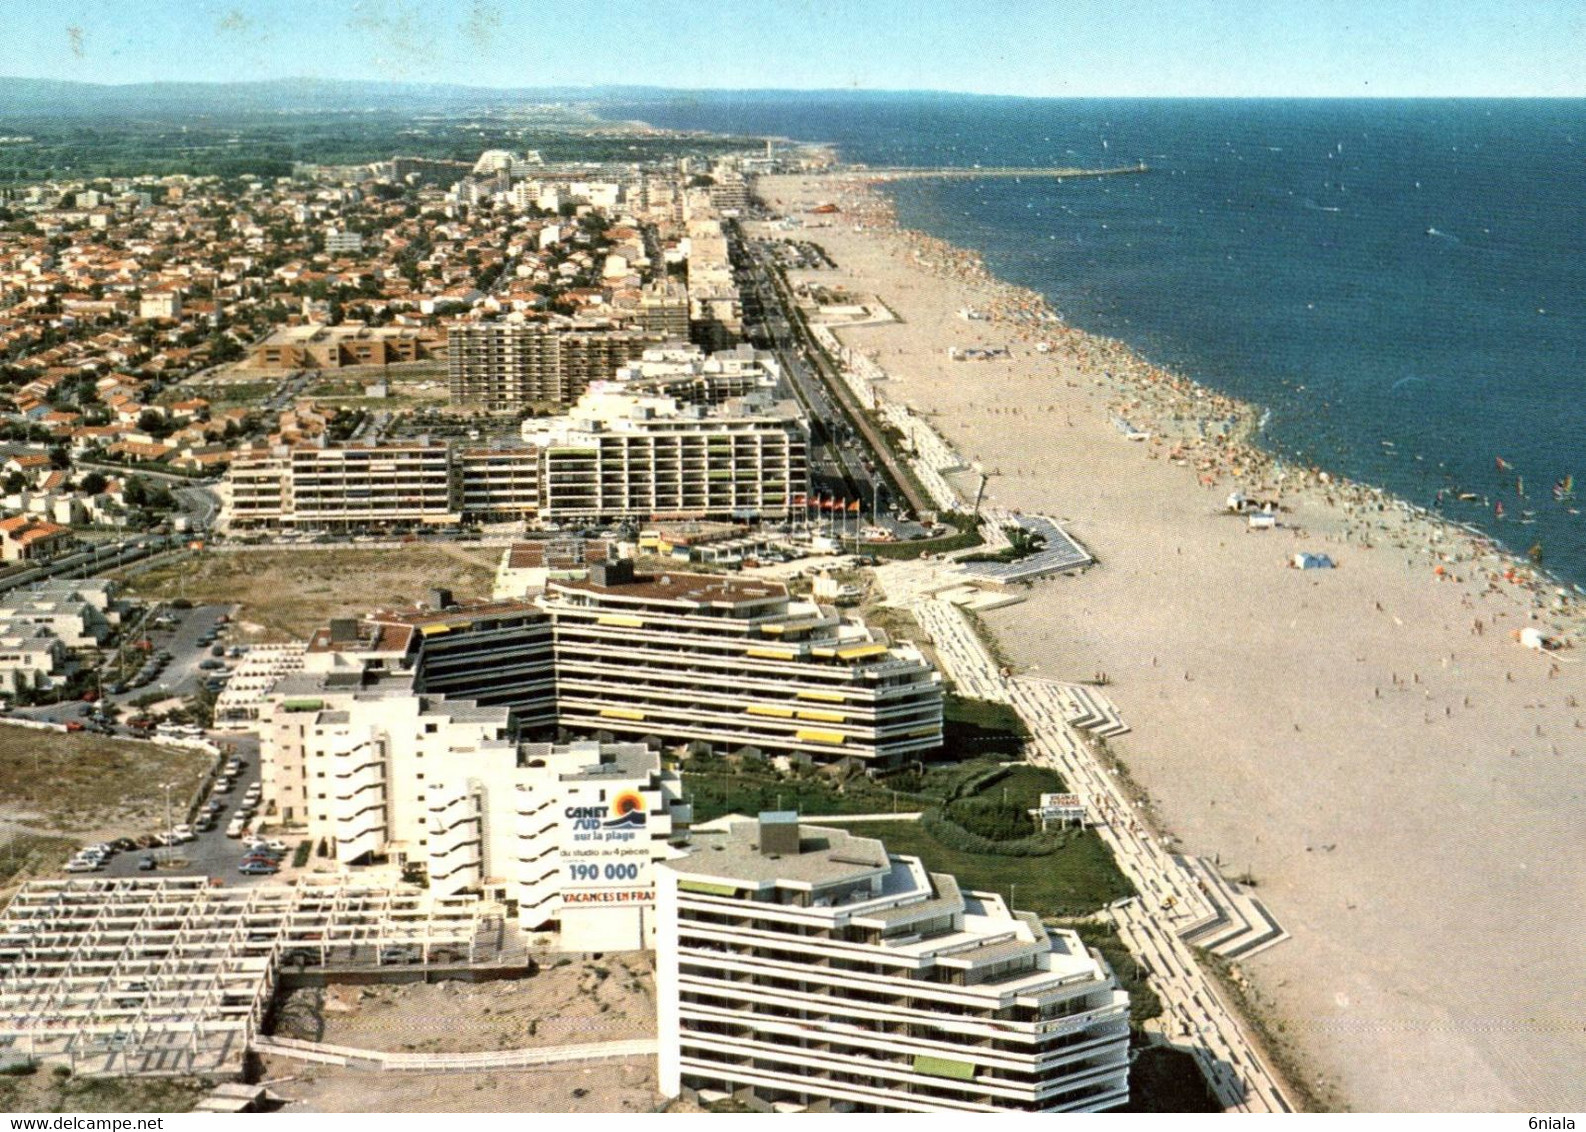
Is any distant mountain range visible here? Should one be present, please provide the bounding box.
[0,76,622,117]
[0,77,1000,119]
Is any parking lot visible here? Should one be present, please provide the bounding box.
[69,732,286,885]
[7,602,239,736]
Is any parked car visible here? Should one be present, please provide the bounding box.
[238,861,278,876]
[137,855,157,871]
[379,946,421,964]
[65,859,103,873]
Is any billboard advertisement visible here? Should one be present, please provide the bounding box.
[561,788,656,904]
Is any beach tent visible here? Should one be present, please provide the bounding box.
[1293,553,1335,570]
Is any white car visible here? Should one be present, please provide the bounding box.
[65,859,103,873]
[168,826,196,844]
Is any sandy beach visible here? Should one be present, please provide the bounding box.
[752,172,1586,1112]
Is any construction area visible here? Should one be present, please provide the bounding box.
[0,877,509,1078]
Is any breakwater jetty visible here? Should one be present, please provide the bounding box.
[845,162,1149,181]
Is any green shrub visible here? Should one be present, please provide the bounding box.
[292,839,311,868]
[945,763,1011,802]
[919,808,1068,857]
[944,797,1035,841]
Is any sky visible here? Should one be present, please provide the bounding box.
[0,0,1583,98]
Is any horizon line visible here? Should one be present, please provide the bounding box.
[2,75,1584,101]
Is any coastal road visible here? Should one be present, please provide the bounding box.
[745,238,923,518]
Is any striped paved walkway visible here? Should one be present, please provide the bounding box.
[910,596,1292,1112]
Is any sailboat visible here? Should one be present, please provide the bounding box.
[1554,475,1574,502]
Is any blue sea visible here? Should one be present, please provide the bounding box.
[602,95,1586,586]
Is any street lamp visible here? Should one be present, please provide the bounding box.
[161,781,173,863]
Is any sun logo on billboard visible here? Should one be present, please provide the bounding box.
[604,789,648,829]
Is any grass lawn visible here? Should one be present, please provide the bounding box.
[838,819,1133,919]
[0,725,212,834]
[117,545,497,640]
[683,756,1065,826]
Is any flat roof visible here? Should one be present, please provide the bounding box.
[553,570,787,608]
[671,819,890,888]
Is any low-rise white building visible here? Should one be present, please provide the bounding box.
[0,627,68,693]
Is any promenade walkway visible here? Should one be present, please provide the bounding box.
[906,594,1293,1112]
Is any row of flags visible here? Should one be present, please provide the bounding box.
[793,493,861,514]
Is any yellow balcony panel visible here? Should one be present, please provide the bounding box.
[838,643,890,660]
[796,690,846,703]
[795,728,846,745]
[599,708,645,721]
[597,614,644,628]
[420,623,453,637]
[796,709,845,724]
[746,704,795,718]
[746,647,795,660]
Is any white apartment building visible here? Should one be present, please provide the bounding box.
[286,443,459,528]
[274,560,941,775]
[221,443,460,531]
[256,660,684,949]
[541,561,941,766]
[456,446,541,522]
[523,385,806,523]
[656,814,1131,1113]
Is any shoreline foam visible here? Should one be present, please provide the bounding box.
[752,166,1586,1112]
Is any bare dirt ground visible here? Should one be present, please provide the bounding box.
[263,954,663,1113]
[271,953,656,1052]
[0,726,212,834]
[257,1055,663,1114]
[119,546,498,641]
